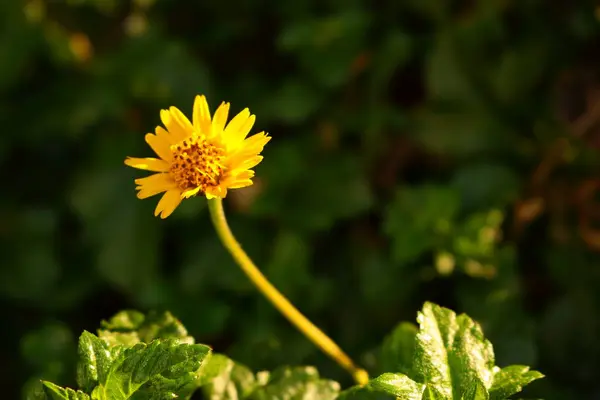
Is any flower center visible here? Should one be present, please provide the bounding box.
[169,136,225,192]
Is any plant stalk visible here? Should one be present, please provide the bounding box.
[207,198,369,386]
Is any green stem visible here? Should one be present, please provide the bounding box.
[207,198,369,386]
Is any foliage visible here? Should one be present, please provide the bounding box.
[340,303,543,400]
[3,0,600,399]
[32,306,542,399]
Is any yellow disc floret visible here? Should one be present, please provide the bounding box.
[169,137,225,192]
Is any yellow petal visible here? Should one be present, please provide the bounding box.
[221,169,255,189]
[193,95,212,135]
[136,185,170,199]
[155,126,176,145]
[145,133,173,161]
[124,157,169,172]
[160,109,187,142]
[228,145,268,171]
[211,102,230,137]
[135,173,175,190]
[227,179,253,189]
[170,106,193,132]
[223,108,254,148]
[181,186,202,199]
[154,190,182,219]
[228,133,271,165]
[233,170,255,180]
[235,114,256,142]
[242,132,271,153]
[232,156,263,172]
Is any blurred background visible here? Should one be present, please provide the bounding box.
[3,0,600,398]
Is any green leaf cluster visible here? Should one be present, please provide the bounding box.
[34,304,542,400]
[35,311,209,399]
[42,333,210,399]
[34,310,343,400]
[340,303,543,400]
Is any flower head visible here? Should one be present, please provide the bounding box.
[125,95,271,218]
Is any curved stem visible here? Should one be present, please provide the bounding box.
[207,198,369,386]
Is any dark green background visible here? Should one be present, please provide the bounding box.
[3,0,600,399]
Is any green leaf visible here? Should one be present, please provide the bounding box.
[401,302,543,399]
[369,373,425,399]
[337,384,395,400]
[277,12,370,87]
[380,322,417,376]
[260,79,323,124]
[41,382,90,400]
[489,366,544,400]
[461,379,489,400]
[412,302,495,398]
[412,109,510,158]
[200,354,257,400]
[98,310,194,347]
[253,150,373,232]
[337,373,424,400]
[420,385,446,399]
[25,379,47,400]
[91,339,211,400]
[69,133,167,304]
[491,39,550,106]
[426,33,480,105]
[453,210,504,261]
[76,331,114,393]
[249,366,340,400]
[451,164,519,212]
[384,185,459,264]
[97,310,144,347]
[448,209,504,279]
[100,310,145,330]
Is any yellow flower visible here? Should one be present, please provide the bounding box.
[125,95,271,218]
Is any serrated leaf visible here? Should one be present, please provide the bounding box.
[337,373,424,400]
[461,379,489,400]
[421,385,446,399]
[249,366,339,400]
[42,382,91,400]
[489,366,544,400]
[98,310,194,347]
[380,303,544,399]
[337,385,395,400]
[412,302,495,398]
[26,380,48,400]
[76,331,114,393]
[100,310,145,330]
[200,354,257,400]
[369,373,425,400]
[91,339,211,400]
[380,322,418,376]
